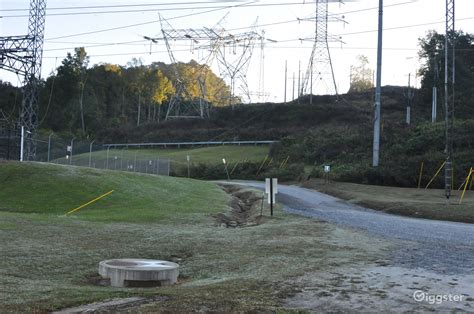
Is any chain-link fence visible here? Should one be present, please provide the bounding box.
[46,138,171,176]
[0,124,20,161]
[0,127,170,176]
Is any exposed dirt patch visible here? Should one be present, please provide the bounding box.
[285,265,474,312]
[53,296,169,314]
[86,273,111,287]
[215,184,267,228]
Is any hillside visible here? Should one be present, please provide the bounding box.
[0,161,228,222]
[93,86,474,188]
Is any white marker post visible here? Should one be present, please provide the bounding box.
[66,145,72,164]
[265,178,278,216]
[187,155,191,178]
[324,165,331,184]
[19,126,25,162]
[222,158,230,181]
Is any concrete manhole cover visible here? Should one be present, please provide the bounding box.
[99,259,179,287]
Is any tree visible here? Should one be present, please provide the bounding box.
[150,69,175,122]
[418,30,474,117]
[0,81,20,124]
[348,55,374,93]
[32,50,232,136]
[41,47,89,133]
[124,60,148,127]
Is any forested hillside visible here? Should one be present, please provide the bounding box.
[1,31,472,187]
[1,47,231,136]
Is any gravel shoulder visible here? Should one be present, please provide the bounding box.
[235,181,474,312]
[301,178,474,223]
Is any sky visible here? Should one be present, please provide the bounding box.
[1,0,474,103]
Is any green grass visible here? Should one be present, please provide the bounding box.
[53,145,270,168]
[0,161,228,223]
[0,207,389,312]
[0,161,391,312]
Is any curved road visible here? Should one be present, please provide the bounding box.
[242,182,474,275]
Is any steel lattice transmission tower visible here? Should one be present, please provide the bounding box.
[0,0,47,161]
[300,0,345,100]
[214,20,263,107]
[444,0,455,199]
[159,15,223,119]
[152,16,263,118]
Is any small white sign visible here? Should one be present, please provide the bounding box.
[66,145,72,152]
[187,155,190,162]
[265,178,278,204]
[324,165,331,173]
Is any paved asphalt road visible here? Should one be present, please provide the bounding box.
[241,182,474,275]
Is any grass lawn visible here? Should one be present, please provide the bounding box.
[302,178,474,223]
[53,145,270,168]
[0,161,390,312]
[0,161,228,223]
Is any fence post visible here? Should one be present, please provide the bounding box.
[70,138,75,165]
[47,132,53,162]
[20,126,24,162]
[89,140,95,168]
[106,146,110,169]
[121,147,126,170]
[6,128,10,160]
[134,152,137,172]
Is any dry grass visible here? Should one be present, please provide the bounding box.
[0,194,391,312]
[0,163,392,312]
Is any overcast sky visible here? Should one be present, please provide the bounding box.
[1,0,473,102]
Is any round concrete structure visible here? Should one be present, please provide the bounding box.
[99,259,179,288]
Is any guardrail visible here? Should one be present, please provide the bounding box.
[103,140,279,149]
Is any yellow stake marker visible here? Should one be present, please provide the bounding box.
[66,190,115,215]
[425,160,446,189]
[458,174,469,191]
[230,161,240,175]
[459,168,472,205]
[256,155,268,176]
[469,168,474,190]
[417,161,424,189]
[282,156,290,168]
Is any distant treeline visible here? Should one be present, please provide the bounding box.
[0,47,232,137]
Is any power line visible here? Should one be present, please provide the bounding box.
[40,36,474,58]
[278,16,474,42]
[40,21,474,57]
[334,16,474,37]
[1,1,246,12]
[7,0,423,45]
[2,1,320,18]
[43,40,150,51]
[45,1,257,40]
